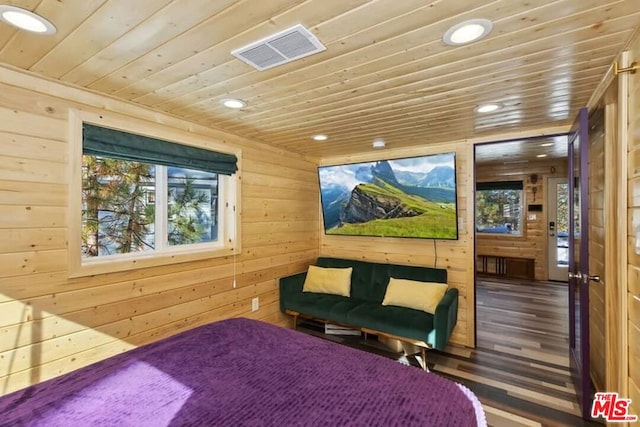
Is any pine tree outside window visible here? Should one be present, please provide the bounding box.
[475,181,523,236]
[81,159,220,258]
[68,110,241,277]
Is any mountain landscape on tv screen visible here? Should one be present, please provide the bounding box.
[318,154,458,239]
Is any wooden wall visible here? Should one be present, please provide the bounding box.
[0,65,319,396]
[476,158,568,281]
[626,30,640,418]
[319,142,475,347]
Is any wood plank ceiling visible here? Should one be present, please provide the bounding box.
[0,0,638,159]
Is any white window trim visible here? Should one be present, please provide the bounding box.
[68,109,241,278]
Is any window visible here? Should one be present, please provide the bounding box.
[82,160,220,257]
[475,181,523,236]
[69,111,240,277]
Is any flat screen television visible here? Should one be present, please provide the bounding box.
[318,152,458,240]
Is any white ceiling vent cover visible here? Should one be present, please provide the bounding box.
[231,24,326,71]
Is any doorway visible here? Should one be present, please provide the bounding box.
[474,135,569,284]
[547,177,569,281]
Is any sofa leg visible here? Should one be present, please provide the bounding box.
[420,348,428,372]
[292,314,298,330]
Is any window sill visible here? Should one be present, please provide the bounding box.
[69,245,237,278]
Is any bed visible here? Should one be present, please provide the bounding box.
[0,318,486,426]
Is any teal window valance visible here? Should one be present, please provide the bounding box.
[476,180,523,191]
[82,123,238,175]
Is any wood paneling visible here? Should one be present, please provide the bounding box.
[0,0,636,406]
[626,28,640,418]
[0,1,638,157]
[0,65,319,395]
[319,141,474,347]
[476,158,568,281]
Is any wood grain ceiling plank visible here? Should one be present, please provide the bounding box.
[268,99,592,154]
[196,0,567,111]
[258,88,594,145]
[202,77,597,145]
[60,0,238,87]
[150,0,506,113]
[202,3,635,130]
[202,62,602,139]
[246,125,561,159]
[301,124,569,158]
[89,0,307,96]
[122,0,440,107]
[197,50,610,135]
[0,0,41,53]
[29,0,174,79]
[0,0,634,159]
[281,94,592,146]
[0,0,106,69]
[148,0,462,103]
[165,0,613,119]
[172,11,632,139]
[129,0,370,107]
[208,38,618,137]
[258,85,598,146]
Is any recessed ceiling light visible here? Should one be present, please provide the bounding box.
[312,134,328,141]
[443,19,492,46]
[221,98,247,109]
[536,154,548,158]
[475,103,502,113]
[0,5,56,34]
[540,142,554,147]
[372,139,386,149]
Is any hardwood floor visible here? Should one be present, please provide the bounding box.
[297,276,602,427]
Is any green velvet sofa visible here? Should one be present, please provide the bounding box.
[279,257,458,361]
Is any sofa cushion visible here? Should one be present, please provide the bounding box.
[347,302,434,343]
[382,278,448,314]
[316,258,378,302]
[303,265,352,297]
[286,293,348,320]
[316,257,448,304]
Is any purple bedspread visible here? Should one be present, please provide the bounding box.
[0,318,485,426]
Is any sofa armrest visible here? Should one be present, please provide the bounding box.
[432,288,459,350]
[279,271,307,312]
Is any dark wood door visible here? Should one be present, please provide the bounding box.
[568,107,592,419]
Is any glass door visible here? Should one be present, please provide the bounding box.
[548,177,569,281]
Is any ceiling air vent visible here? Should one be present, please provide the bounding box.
[231,24,326,71]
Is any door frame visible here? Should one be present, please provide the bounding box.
[473,132,570,349]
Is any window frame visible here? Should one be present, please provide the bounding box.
[475,181,525,238]
[68,109,241,278]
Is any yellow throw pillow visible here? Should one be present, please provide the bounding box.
[382,278,448,314]
[302,265,353,297]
